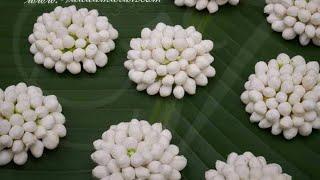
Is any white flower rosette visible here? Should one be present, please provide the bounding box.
[264,0,320,46]
[28,5,118,74]
[91,119,187,179]
[174,0,240,14]
[0,82,67,166]
[205,152,292,180]
[124,22,216,99]
[241,53,320,140]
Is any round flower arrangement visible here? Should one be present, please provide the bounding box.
[28,5,119,74]
[264,0,320,46]
[124,22,216,99]
[241,53,320,140]
[91,119,187,179]
[205,152,292,180]
[174,0,240,14]
[0,82,67,166]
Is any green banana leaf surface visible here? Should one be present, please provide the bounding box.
[0,0,320,179]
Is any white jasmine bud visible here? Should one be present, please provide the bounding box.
[147,81,162,95]
[186,64,201,77]
[0,120,11,135]
[298,9,311,23]
[34,126,47,139]
[35,106,48,119]
[91,150,111,166]
[181,48,197,61]
[61,51,73,64]
[108,159,121,173]
[0,102,15,118]
[73,48,86,62]
[141,28,152,39]
[109,28,119,40]
[83,59,97,73]
[42,131,59,150]
[166,48,179,61]
[111,145,126,159]
[283,16,296,27]
[248,90,263,102]
[274,4,286,17]
[134,59,147,72]
[86,44,98,58]
[134,167,150,179]
[94,51,108,67]
[277,102,291,116]
[122,167,135,180]
[299,122,313,136]
[272,21,286,32]
[170,156,187,171]
[299,33,311,46]
[306,24,316,38]
[137,83,148,91]
[312,118,320,129]
[75,38,87,48]
[10,114,24,126]
[265,109,280,122]
[179,59,189,71]
[162,75,175,86]
[142,70,157,84]
[207,1,219,13]
[282,28,296,40]
[287,5,299,16]
[13,151,28,165]
[250,110,268,124]
[67,61,81,74]
[203,66,216,77]
[22,132,36,147]
[93,165,109,179]
[183,78,196,95]
[173,86,185,99]
[62,35,75,49]
[152,48,166,62]
[283,128,298,140]
[258,119,272,128]
[276,92,288,103]
[12,140,25,153]
[52,124,67,137]
[54,61,66,73]
[167,61,180,75]
[148,160,162,173]
[280,116,293,129]
[130,152,144,168]
[195,73,208,86]
[9,126,24,140]
[41,97,56,113]
[240,91,250,104]
[0,150,13,166]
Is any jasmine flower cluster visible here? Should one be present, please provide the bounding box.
[241,53,320,139]
[0,83,66,166]
[174,0,240,14]
[28,5,118,74]
[91,119,187,179]
[124,22,216,99]
[265,0,320,46]
[205,152,291,180]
